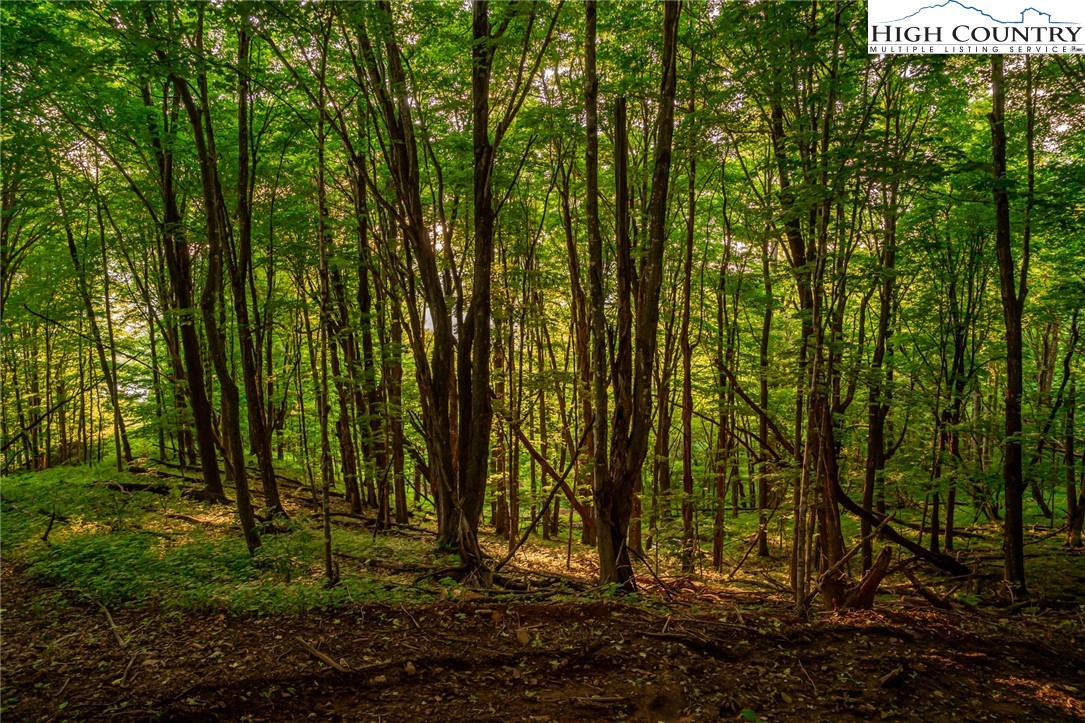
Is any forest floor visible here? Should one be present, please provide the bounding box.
[2,464,1085,721]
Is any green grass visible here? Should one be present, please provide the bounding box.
[1,464,437,615]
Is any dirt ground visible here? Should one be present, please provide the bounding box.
[3,563,1083,722]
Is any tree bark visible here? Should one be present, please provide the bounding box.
[595,0,681,591]
[138,73,224,501]
[172,6,260,553]
[989,54,1027,594]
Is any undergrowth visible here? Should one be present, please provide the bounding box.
[0,464,437,615]
[3,462,1080,617]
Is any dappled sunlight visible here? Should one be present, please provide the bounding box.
[59,516,110,538]
[994,675,1085,719]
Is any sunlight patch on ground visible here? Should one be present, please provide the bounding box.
[59,516,110,538]
[995,675,1085,718]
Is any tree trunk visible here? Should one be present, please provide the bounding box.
[1066,380,1081,547]
[139,76,225,501]
[680,133,696,572]
[584,0,611,578]
[595,0,681,591]
[757,238,774,559]
[172,6,259,553]
[989,54,1027,594]
[235,19,283,516]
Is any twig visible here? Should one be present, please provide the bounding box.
[121,653,140,686]
[628,545,677,600]
[400,603,423,631]
[571,695,628,707]
[41,508,60,543]
[97,603,125,648]
[165,512,212,526]
[796,656,818,695]
[295,635,350,673]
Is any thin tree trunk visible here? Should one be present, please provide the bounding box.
[234,17,283,516]
[680,126,696,572]
[758,237,774,558]
[52,168,132,470]
[1066,380,1081,546]
[989,54,1027,594]
[172,6,260,552]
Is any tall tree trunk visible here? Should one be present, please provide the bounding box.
[594,0,681,590]
[390,293,408,525]
[863,198,896,570]
[172,7,260,553]
[450,0,497,577]
[584,0,610,574]
[680,132,696,572]
[558,157,596,544]
[139,75,224,501]
[757,238,774,558]
[989,54,1027,594]
[357,1,456,553]
[236,18,283,516]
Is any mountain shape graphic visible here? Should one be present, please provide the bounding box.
[885,1,1073,24]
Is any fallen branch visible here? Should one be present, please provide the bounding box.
[900,566,953,610]
[108,481,170,496]
[834,483,971,576]
[295,636,350,673]
[628,545,678,599]
[97,602,126,648]
[333,552,429,574]
[639,630,732,661]
[571,695,629,708]
[164,513,213,526]
[879,664,907,688]
[891,517,986,540]
[502,565,593,592]
[121,652,140,686]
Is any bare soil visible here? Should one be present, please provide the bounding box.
[3,563,1083,722]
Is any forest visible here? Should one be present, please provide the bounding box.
[2,1,1084,720]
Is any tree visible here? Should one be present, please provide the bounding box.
[989,54,1028,594]
[591,0,681,591]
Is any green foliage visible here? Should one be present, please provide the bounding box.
[1,466,435,615]
[1,0,1082,604]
